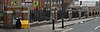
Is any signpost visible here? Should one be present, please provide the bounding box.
[24,0,33,7]
[24,0,32,32]
[79,1,82,19]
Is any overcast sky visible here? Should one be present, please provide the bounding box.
[79,0,99,1]
[74,0,99,7]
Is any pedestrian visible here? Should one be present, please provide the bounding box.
[16,18,21,29]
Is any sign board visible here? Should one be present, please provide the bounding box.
[25,0,33,3]
[25,3,33,6]
[24,0,33,6]
[22,3,33,7]
[34,1,38,6]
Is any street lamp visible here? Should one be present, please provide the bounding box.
[50,0,55,30]
[62,0,64,28]
[79,1,82,19]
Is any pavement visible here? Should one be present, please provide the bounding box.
[30,17,98,32]
[0,17,98,32]
[62,17,100,32]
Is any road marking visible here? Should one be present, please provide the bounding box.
[91,26,100,32]
[61,28,74,32]
[95,26,100,30]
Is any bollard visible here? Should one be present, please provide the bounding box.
[62,18,64,28]
[52,19,55,30]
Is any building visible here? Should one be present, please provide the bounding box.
[0,0,28,28]
[0,0,73,28]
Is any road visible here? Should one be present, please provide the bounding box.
[63,17,100,32]
[0,29,29,32]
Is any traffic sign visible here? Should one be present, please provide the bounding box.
[34,6,37,10]
[34,1,38,6]
[25,0,33,3]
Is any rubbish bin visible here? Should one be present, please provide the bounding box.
[21,20,29,29]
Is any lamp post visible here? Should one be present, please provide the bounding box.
[62,0,64,28]
[79,1,82,19]
[50,0,55,30]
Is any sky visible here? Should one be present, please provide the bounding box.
[79,0,99,1]
[74,0,99,7]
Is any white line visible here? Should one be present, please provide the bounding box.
[90,26,100,32]
[95,26,100,30]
